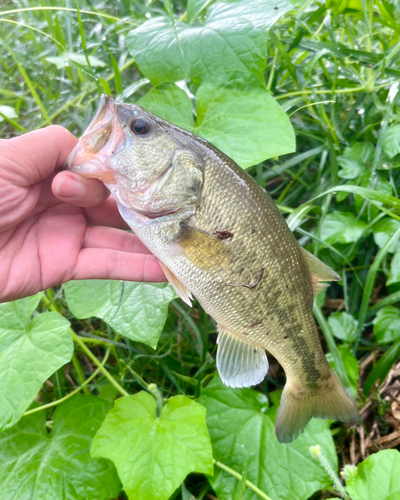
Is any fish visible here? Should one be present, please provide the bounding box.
[67,94,358,443]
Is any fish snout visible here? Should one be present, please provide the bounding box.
[66,94,126,184]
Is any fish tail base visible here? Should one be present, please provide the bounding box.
[275,370,358,443]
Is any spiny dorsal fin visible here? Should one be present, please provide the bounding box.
[159,261,193,307]
[178,225,233,270]
[301,248,340,283]
[216,327,269,388]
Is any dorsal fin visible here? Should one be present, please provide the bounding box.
[301,248,340,283]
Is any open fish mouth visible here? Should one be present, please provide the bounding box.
[67,94,126,184]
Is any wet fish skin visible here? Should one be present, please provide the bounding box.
[68,95,358,442]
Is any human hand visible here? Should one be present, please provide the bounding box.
[0,125,165,303]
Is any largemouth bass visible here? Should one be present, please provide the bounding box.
[68,95,358,442]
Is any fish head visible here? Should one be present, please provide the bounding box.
[67,94,203,219]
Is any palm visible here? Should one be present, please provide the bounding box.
[0,126,164,303]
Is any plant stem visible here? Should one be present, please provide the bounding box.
[23,349,111,417]
[353,227,400,354]
[121,359,149,390]
[309,446,351,500]
[214,460,274,500]
[71,330,129,397]
[148,383,164,417]
[313,304,352,393]
[71,353,90,395]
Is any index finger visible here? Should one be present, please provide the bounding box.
[0,125,77,186]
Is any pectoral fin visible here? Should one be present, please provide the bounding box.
[178,225,233,270]
[216,327,269,388]
[159,261,193,307]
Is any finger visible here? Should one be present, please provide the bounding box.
[52,171,110,207]
[83,226,152,254]
[0,125,77,185]
[82,198,130,229]
[73,248,166,282]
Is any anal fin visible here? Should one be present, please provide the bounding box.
[216,327,269,388]
[159,261,193,307]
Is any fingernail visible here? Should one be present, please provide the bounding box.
[54,175,84,199]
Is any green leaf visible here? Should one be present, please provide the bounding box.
[91,392,213,500]
[46,53,106,69]
[0,294,73,430]
[326,345,359,396]
[327,311,357,343]
[127,0,293,86]
[388,249,400,284]
[64,280,176,349]
[0,104,18,122]
[139,81,295,168]
[373,306,400,344]
[337,142,374,179]
[363,341,400,395]
[373,218,400,253]
[0,395,121,500]
[195,79,295,167]
[139,83,195,131]
[381,124,400,159]
[320,212,367,245]
[198,377,337,500]
[346,450,400,500]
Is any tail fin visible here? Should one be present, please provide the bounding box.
[275,370,358,443]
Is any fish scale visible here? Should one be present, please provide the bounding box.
[68,94,358,442]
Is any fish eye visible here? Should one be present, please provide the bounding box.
[131,118,150,135]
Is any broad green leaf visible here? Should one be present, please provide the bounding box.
[47,52,105,69]
[373,306,400,344]
[139,81,295,168]
[326,345,359,396]
[346,450,400,500]
[187,0,214,23]
[320,212,367,245]
[139,83,195,131]
[64,280,176,349]
[198,378,337,500]
[327,311,357,343]
[0,395,121,500]
[381,124,400,159]
[195,79,295,167]
[337,143,373,180]
[91,392,213,500]
[373,218,400,253]
[127,0,292,86]
[0,104,18,122]
[0,294,73,430]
